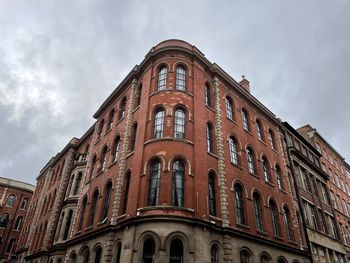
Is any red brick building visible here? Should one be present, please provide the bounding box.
[298,125,350,262]
[17,39,311,262]
[0,177,34,262]
[283,122,346,262]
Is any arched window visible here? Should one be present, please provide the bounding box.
[6,194,16,208]
[256,120,264,141]
[153,108,165,139]
[7,238,16,254]
[275,166,283,190]
[269,200,281,237]
[119,97,127,120]
[262,157,271,182]
[89,190,99,226]
[142,238,155,263]
[55,212,65,241]
[78,196,87,230]
[277,257,288,263]
[107,109,115,130]
[14,216,23,231]
[268,129,275,150]
[211,245,219,263]
[102,182,113,221]
[130,123,137,151]
[240,250,251,263]
[241,109,250,131]
[169,239,183,263]
[115,242,122,263]
[82,247,90,263]
[208,172,217,216]
[73,172,83,195]
[176,67,186,90]
[174,109,185,139]
[157,67,167,91]
[205,85,211,107]
[234,184,245,225]
[97,119,104,139]
[70,253,77,263]
[66,174,74,197]
[225,97,234,120]
[229,137,238,165]
[63,210,73,240]
[94,246,102,263]
[100,146,108,172]
[0,213,9,227]
[112,136,120,163]
[136,84,142,107]
[20,198,28,210]
[260,254,271,263]
[253,193,264,231]
[147,160,161,206]
[283,206,293,241]
[122,173,131,214]
[172,160,185,207]
[90,155,97,178]
[246,147,256,174]
[206,123,214,153]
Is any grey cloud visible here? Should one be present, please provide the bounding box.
[0,0,349,184]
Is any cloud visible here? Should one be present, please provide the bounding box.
[0,0,349,184]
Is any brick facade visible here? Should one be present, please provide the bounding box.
[15,39,350,263]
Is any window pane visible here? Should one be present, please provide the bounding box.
[176,67,186,90]
[174,109,185,139]
[172,160,184,207]
[157,67,167,91]
[147,161,161,206]
[154,109,164,139]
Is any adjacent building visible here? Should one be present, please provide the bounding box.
[298,125,350,262]
[0,177,35,262]
[14,40,349,263]
[282,122,346,262]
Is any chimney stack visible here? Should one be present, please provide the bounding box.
[239,75,250,93]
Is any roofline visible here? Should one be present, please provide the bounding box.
[297,124,345,161]
[0,177,35,192]
[283,122,321,157]
[92,40,280,126]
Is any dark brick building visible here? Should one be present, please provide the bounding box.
[0,177,34,262]
[17,39,350,263]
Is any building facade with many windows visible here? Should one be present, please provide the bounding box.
[0,177,34,262]
[15,40,323,262]
[297,125,350,262]
[282,122,346,262]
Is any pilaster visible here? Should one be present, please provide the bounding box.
[103,78,137,262]
[213,77,230,227]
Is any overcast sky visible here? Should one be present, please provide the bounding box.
[0,0,349,185]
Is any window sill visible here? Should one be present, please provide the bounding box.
[94,138,101,145]
[274,235,284,241]
[265,181,275,188]
[288,240,297,245]
[272,148,279,154]
[236,223,250,230]
[116,117,125,126]
[205,105,215,113]
[144,137,194,146]
[249,172,259,179]
[126,151,134,159]
[257,229,268,236]
[108,161,118,169]
[96,170,104,177]
[133,105,140,113]
[84,226,93,232]
[105,128,112,136]
[243,129,253,136]
[207,151,218,159]
[258,139,267,146]
[230,162,243,170]
[226,117,238,126]
[279,188,287,194]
